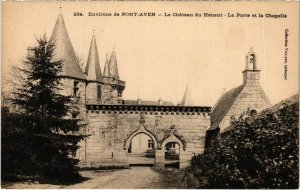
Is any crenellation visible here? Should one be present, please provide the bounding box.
[81,107,210,166]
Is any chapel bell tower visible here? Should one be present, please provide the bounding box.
[243,47,261,85]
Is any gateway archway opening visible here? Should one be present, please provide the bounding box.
[165,142,180,168]
[128,133,155,166]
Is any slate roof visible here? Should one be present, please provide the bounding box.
[50,13,86,80]
[85,35,102,82]
[103,53,110,77]
[123,100,174,106]
[209,85,245,130]
[109,49,120,80]
[181,85,194,106]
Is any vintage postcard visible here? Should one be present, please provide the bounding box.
[1,1,299,189]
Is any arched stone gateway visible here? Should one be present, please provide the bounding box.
[155,127,186,168]
[160,125,186,150]
[123,122,159,165]
[123,124,158,151]
[123,120,187,168]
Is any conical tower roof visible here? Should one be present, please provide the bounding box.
[109,48,120,80]
[181,85,194,106]
[85,35,102,82]
[103,53,110,77]
[50,13,86,80]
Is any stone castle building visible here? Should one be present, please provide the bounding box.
[27,12,270,168]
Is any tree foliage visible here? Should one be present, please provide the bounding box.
[185,96,299,188]
[1,35,86,184]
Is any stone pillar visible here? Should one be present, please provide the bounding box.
[180,160,190,169]
[120,149,130,167]
[154,149,165,168]
[179,151,190,169]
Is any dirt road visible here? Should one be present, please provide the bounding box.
[4,167,184,189]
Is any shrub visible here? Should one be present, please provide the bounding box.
[186,95,299,188]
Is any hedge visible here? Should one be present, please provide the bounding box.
[184,95,299,189]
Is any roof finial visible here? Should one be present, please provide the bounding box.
[92,28,95,35]
[59,1,62,13]
[248,47,255,55]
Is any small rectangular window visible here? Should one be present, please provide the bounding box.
[148,139,154,148]
[73,81,79,97]
[97,85,101,102]
[170,142,175,148]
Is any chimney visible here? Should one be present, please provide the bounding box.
[137,98,142,105]
[27,46,35,57]
[158,98,164,105]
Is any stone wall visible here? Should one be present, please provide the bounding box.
[60,78,86,103]
[86,82,101,104]
[101,84,115,104]
[79,105,210,168]
[59,78,88,161]
[58,78,211,168]
[57,78,85,118]
[219,82,270,132]
[101,77,125,104]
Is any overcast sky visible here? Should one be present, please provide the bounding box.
[2,2,299,106]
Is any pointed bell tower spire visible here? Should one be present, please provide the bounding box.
[85,33,102,82]
[103,53,110,77]
[181,85,194,106]
[109,47,120,80]
[50,11,86,80]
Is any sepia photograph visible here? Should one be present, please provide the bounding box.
[1,1,299,189]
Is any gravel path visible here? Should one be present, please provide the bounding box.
[4,167,183,189]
